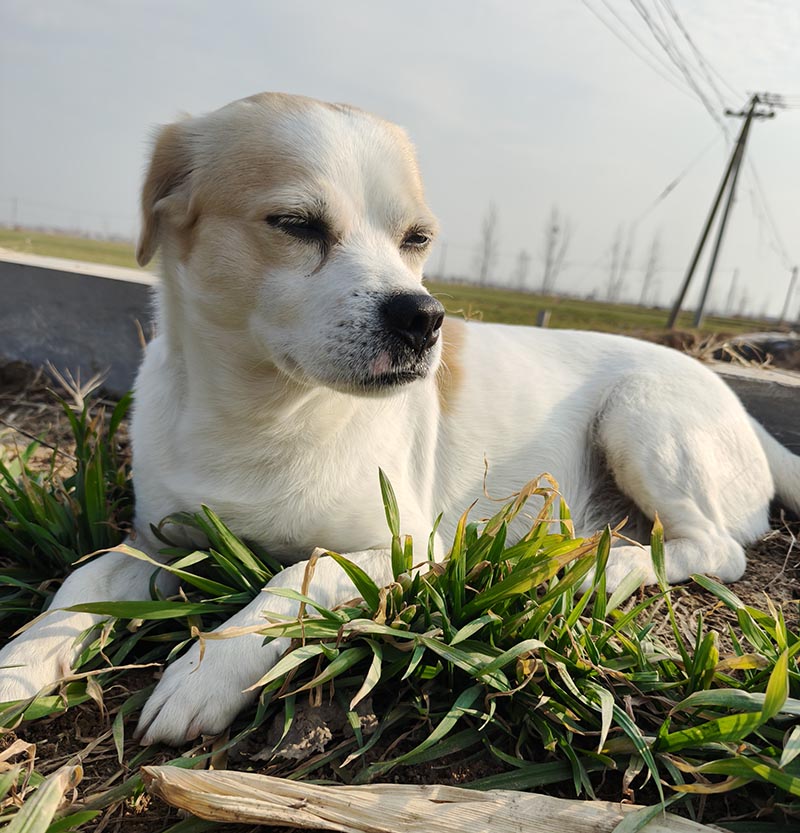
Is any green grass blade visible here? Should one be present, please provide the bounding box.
[650,514,667,591]
[657,711,767,753]
[610,795,685,833]
[461,546,581,618]
[111,543,236,598]
[445,507,469,621]
[378,468,400,537]
[465,760,602,791]
[610,703,663,802]
[5,764,80,833]
[265,587,348,622]
[762,649,789,721]
[325,552,380,611]
[450,613,501,645]
[690,756,800,797]
[586,682,614,755]
[251,643,329,689]
[289,645,371,694]
[65,600,228,619]
[199,506,271,585]
[780,724,800,769]
[0,765,21,801]
[673,689,800,717]
[108,392,132,439]
[349,640,383,710]
[362,684,483,777]
[691,573,745,610]
[45,811,101,833]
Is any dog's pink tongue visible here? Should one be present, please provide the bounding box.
[370,352,392,376]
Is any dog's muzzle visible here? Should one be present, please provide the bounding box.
[381,293,445,355]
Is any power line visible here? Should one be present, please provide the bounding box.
[628,0,731,136]
[596,0,687,86]
[756,91,800,110]
[580,0,696,101]
[624,5,797,278]
[631,132,722,226]
[743,158,792,269]
[657,0,741,106]
[576,131,724,277]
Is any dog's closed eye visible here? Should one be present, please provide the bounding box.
[266,214,330,247]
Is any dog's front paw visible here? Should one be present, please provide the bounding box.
[0,654,52,704]
[135,633,281,746]
[0,612,89,704]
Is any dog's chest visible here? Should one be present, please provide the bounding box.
[217,465,391,560]
[143,421,406,563]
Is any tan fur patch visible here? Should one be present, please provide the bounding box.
[137,122,195,266]
[436,316,466,411]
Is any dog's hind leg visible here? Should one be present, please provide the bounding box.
[597,530,747,591]
[589,372,772,591]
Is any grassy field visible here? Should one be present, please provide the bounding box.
[0,227,772,335]
[0,227,141,269]
[426,280,772,335]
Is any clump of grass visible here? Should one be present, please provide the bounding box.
[197,473,798,827]
[0,394,132,627]
[1,390,799,832]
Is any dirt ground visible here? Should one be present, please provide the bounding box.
[1,354,799,831]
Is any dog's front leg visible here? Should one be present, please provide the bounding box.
[135,549,394,746]
[0,540,175,703]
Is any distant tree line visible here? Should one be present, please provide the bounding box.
[464,203,663,308]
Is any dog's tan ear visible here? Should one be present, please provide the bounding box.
[136,122,194,266]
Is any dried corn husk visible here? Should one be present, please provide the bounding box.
[142,765,714,832]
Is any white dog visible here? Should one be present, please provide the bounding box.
[1,93,798,746]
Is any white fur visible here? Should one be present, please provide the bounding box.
[1,93,798,746]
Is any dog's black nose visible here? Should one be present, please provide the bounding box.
[382,293,445,354]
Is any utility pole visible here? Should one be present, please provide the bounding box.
[668,94,775,328]
[779,265,798,326]
[692,105,753,329]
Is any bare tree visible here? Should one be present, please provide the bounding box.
[650,279,662,308]
[607,225,635,303]
[540,205,572,295]
[724,268,740,315]
[639,232,661,306]
[476,203,499,286]
[513,249,532,290]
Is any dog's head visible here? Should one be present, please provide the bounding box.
[137,92,444,394]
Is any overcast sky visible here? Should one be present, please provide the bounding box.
[1,0,798,316]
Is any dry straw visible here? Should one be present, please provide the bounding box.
[142,765,714,833]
